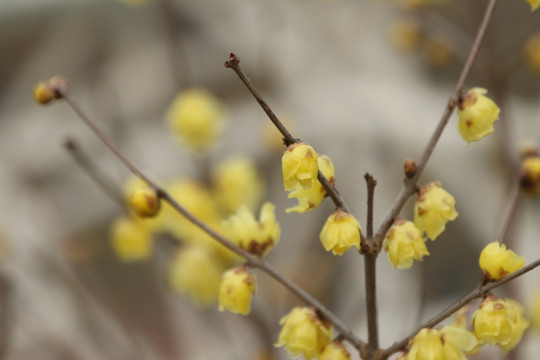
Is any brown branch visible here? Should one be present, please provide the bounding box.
[495,173,521,245]
[364,173,377,239]
[57,87,367,352]
[224,53,350,214]
[373,0,499,245]
[380,258,540,358]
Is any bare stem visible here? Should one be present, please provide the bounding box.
[373,0,499,245]
[59,89,366,352]
[364,254,379,357]
[381,258,540,358]
[365,173,377,239]
[224,53,350,213]
[495,174,521,244]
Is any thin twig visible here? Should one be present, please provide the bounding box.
[381,258,540,358]
[495,174,521,244]
[224,53,350,213]
[364,254,379,357]
[373,0,499,246]
[364,173,377,239]
[58,89,367,352]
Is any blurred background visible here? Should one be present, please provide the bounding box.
[1,0,540,359]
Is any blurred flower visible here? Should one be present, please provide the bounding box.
[424,37,454,67]
[218,266,256,315]
[472,296,529,353]
[117,0,153,6]
[275,307,332,359]
[414,182,458,240]
[520,155,540,195]
[168,245,224,306]
[390,20,422,52]
[129,186,161,218]
[525,0,540,11]
[524,33,540,75]
[282,142,319,191]
[457,88,500,144]
[319,341,351,360]
[319,208,361,255]
[213,156,264,214]
[406,326,478,360]
[531,292,540,329]
[287,155,335,214]
[222,202,280,256]
[167,89,225,152]
[109,216,153,262]
[383,220,429,269]
[479,242,525,281]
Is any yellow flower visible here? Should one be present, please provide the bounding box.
[286,155,335,214]
[525,0,540,11]
[407,326,478,360]
[457,88,500,144]
[520,155,540,195]
[479,242,525,281]
[282,142,319,191]
[213,156,264,214]
[129,186,161,218]
[531,292,540,329]
[168,245,224,306]
[117,0,153,6]
[472,296,530,353]
[222,202,280,256]
[414,182,458,240]
[167,89,224,152]
[524,33,540,75]
[319,209,361,255]
[383,220,429,269]
[218,266,256,315]
[275,307,332,359]
[319,341,351,360]
[109,216,153,262]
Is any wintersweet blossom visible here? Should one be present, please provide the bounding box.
[319,341,351,360]
[129,187,161,218]
[286,155,335,214]
[282,142,319,191]
[457,88,500,144]
[414,182,458,240]
[406,326,478,360]
[472,296,530,353]
[110,216,153,262]
[319,209,361,255]
[218,266,256,315]
[275,307,332,359]
[479,242,525,281]
[383,220,429,269]
[222,202,280,256]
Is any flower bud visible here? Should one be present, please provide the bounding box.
[129,187,161,218]
[383,220,429,269]
[33,76,69,105]
[275,307,332,359]
[479,242,525,281]
[520,155,540,195]
[403,158,417,179]
[457,88,500,144]
[414,182,458,240]
[319,341,351,360]
[109,216,153,262]
[282,142,319,191]
[319,209,361,256]
[218,266,256,315]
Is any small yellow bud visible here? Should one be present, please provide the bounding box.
[109,216,153,262]
[218,266,256,315]
[222,202,280,257]
[525,0,540,11]
[479,242,525,281]
[286,155,335,214]
[319,209,361,256]
[520,156,540,195]
[457,88,500,144]
[404,158,417,179]
[167,89,224,152]
[407,326,478,360]
[213,156,264,214]
[319,341,351,360]
[168,245,223,306]
[129,187,161,218]
[472,296,529,353]
[282,142,319,191]
[33,76,69,105]
[275,307,332,359]
[414,182,458,240]
[383,220,429,269]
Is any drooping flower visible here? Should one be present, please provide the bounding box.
[383,220,429,269]
[167,89,224,152]
[457,88,500,144]
[222,202,280,256]
[406,326,478,360]
[282,142,319,191]
[218,266,256,315]
[479,242,525,281]
[319,341,351,360]
[287,155,335,214]
[472,296,530,353]
[275,307,332,359]
[129,186,161,218]
[319,209,361,255]
[109,216,153,262]
[414,182,458,240]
